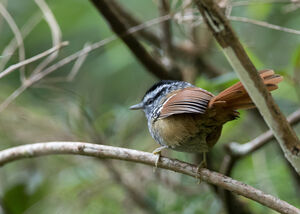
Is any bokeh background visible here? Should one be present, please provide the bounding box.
[0,0,300,213]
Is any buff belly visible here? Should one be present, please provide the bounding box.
[150,114,219,153]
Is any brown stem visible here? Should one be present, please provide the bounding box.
[90,0,180,80]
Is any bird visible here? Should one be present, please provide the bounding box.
[130,70,283,168]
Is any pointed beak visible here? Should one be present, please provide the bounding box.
[129,102,144,110]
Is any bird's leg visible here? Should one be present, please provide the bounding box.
[196,152,207,183]
[152,145,168,169]
[197,152,207,171]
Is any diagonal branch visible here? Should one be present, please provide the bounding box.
[195,0,300,174]
[159,0,173,55]
[229,16,300,36]
[0,3,26,81]
[109,0,162,47]
[90,0,180,80]
[226,108,300,158]
[231,0,299,7]
[0,142,299,214]
[0,42,69,80]
[0,12,42,73]
[32,0,62,76]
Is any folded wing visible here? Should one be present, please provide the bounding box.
[159,87,214,119]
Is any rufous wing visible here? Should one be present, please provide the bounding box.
[159,87,214,119]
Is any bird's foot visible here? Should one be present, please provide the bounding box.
[196,153,207,184]
[152,146,168,171]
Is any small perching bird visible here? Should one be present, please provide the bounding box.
[130,70,283,167]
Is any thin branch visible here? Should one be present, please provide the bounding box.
[283,2,300,13]
[0,36,115,112]
[229,16,300,36]
[29,38,115,84]
[0,12,42,72]
[0,3,26,81]
[0,42,69,79]
[159,0,173,55]
[195,0,300,174]
[31,0,62,76]
[231,0,299,7]
[226,108,300,158]
[103,160,157,214]
[0,142,299,214]
[66,42,90,82]
[109,0,162,47]
[158,0,180,76]
[0,84,27,113]
[90,0,180,80]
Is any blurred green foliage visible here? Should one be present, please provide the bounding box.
[0,0,300,213]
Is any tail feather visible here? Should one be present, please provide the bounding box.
[209,70,283,110]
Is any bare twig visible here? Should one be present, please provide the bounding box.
[158,0,180,76]
[227,108,300,157]
[232,0,299,7]
[109,0,162,47]
[0,3,26,81]
[0,84,27,113]
[159,0,173,55]
[0,12,42,72]
[66,42,90,82]
[103,160,157,214]
[283,2,300,13]
[0,42,69,80]
[0,37,115,113]
[0,142,299,214]
[229,16,300,36]
[32,0,62,76]
[90,0,180,80]
[30,38,115,84]
[195,0,300,174]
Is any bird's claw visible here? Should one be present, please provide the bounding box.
[196,153,207,184]
[152,146,168,172]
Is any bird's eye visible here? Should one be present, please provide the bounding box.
[146,98,154,105]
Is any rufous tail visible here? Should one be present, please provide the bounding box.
[209,70,283,110]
